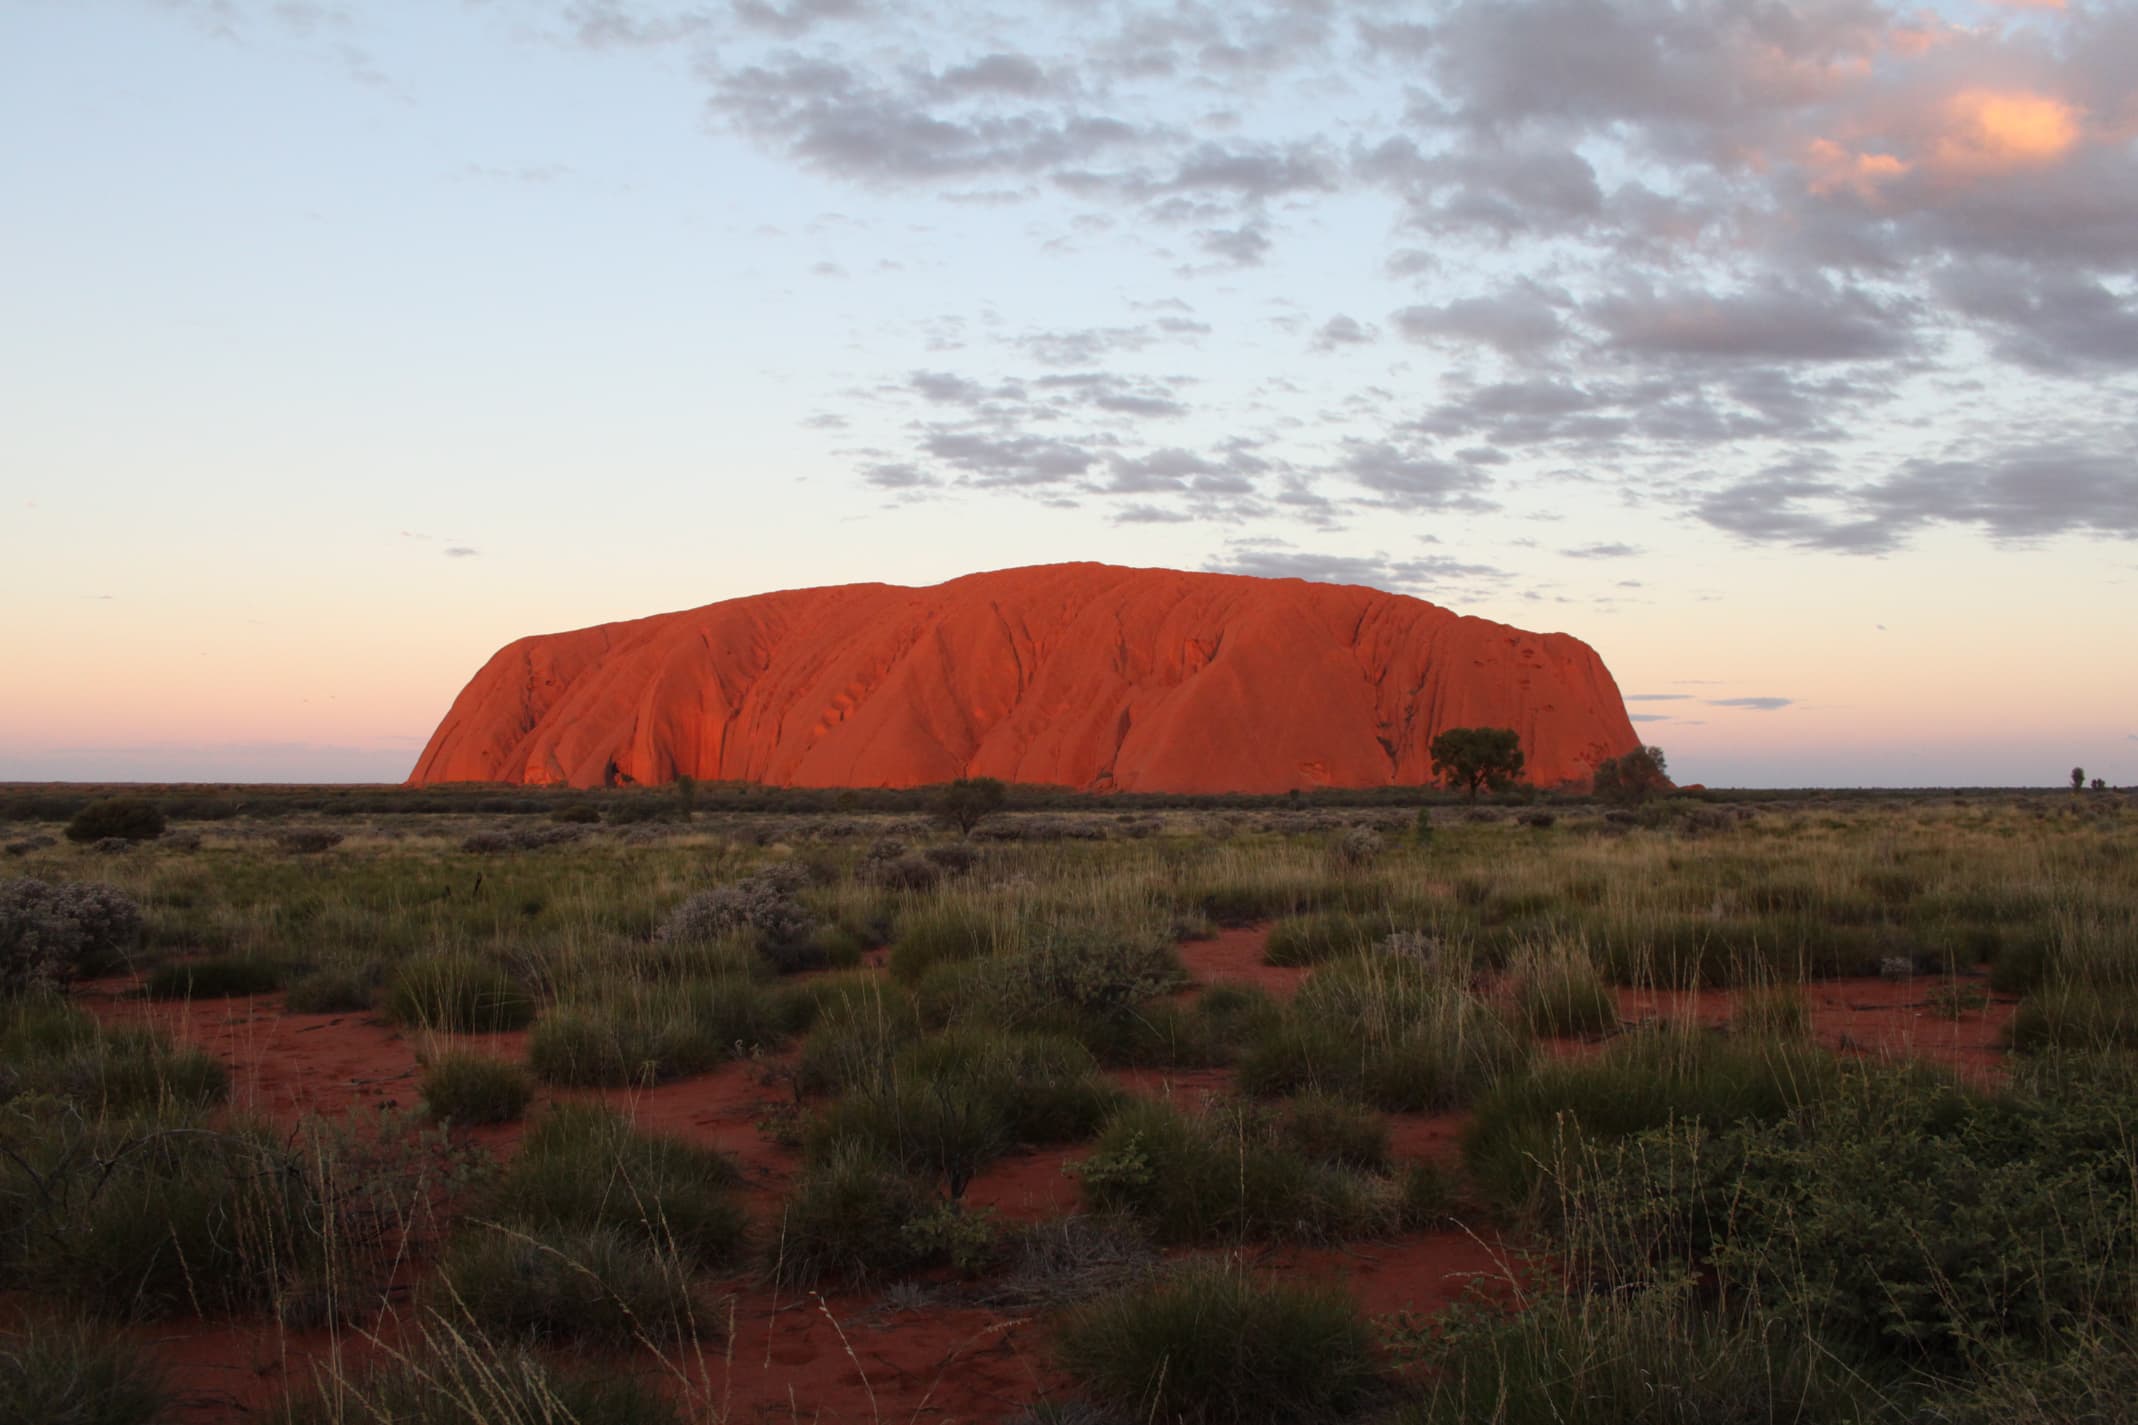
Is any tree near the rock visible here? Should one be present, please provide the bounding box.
[2072,767,2086,793]
[934,777,1008,837]
[1593,745,1671,804]
[1428,728,1526,801]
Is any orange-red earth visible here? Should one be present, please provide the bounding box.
[409,563,1642,793]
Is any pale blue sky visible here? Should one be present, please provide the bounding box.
[3,0,2133,786]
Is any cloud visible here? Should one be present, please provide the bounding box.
[1699,442,2138,552]
[1206,539,1506,591]
[922,429,1097,486]
[1592,281,1912,364]
[1937,263,2138,373]
[443,546,480,558]
[730,0,866,38]
[1312,315,1377,350]
[1708,696,1794,710]
[567,0,716,48]
[1342,441,1495,511]
[1197,224,1272,266]
[709,56,1153,185]
[1393,286,1568,354]
[1563,541,1641,559]
[1625,693,1692,702]
[1629,713,1671,722]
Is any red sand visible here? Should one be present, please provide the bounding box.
[1176,924,1313,997]
[407,563,1640,793]
[69,928,2019,1422]
[1609,975,2018,1080]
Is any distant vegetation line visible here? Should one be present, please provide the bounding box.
[0,781,2095,824]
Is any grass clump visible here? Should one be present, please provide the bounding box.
[1073,1098,1411,1243]
[279,1318,683,1424]
[1730,985,1811,1039]
[1511,946,1618,1037]
[772,1142,935,1287]
[386,955,535,1034]
[420,1052,534,1125]
[0,996,228,1114]
[0,1316,168,1425]
[1264,910,1388,968]
[806,1029,1121,1197]
[1276,1092,1390,1170]
[528,977,781,1088]
[2008,984,2138,1052]
[1056,1263,1379,1424]
[1396,1286,1875,1425]
[796,982,923,1093]
[888,901,1001,984]
[487,1104,746,1270]
[1463,1025,1842,1212]
[1238,954,1530,1112]
[0,1111,311,1318]
[143,954,283,1000]
[282,965,377,1013]
[435,1224,706,1346]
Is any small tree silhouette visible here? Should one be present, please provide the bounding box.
[934,777,1008,837]
[1428,727,1525,801]
[1594,745,1671,803]
[2072,766,2086,793]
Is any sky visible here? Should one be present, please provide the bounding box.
[1,0,2134,788]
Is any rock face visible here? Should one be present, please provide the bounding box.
[408,563,1642,794]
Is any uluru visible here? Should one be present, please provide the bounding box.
[408,563,1642,794]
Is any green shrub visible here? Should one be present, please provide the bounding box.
[2,878,143,990]
[435,1224,705,1345]
[420,1052,534,1125]
[0,1316,168,1425]
[488,1105,745,1270]
[998,918,1185,1016]
[64,799,165,844]
[143,954,283,1000]
[1705,1062,2138,1368]
[771,1143,933,1287]
[385,955,535,1033]
[1056,1263,1379,1423]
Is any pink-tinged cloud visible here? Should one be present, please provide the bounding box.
[1805,138,1911,198]
[1933,89,2082,174]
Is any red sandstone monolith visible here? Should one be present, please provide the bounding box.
[408,563,1642,793]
